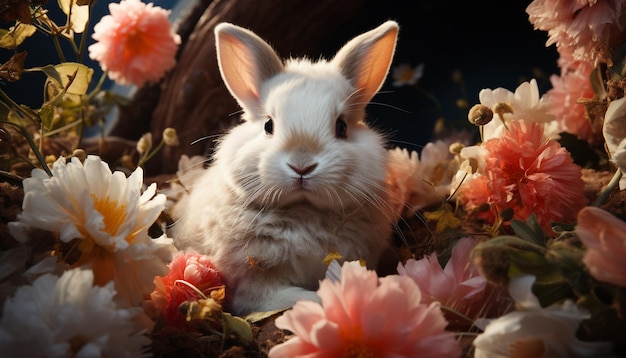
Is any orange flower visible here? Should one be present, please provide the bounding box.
[151,251,224,329]
[88,0,181,87]
[459,119,587,234]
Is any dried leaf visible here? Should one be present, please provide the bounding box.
[0,50,27,82]
[0,0,32,24]
[0,23,36,49]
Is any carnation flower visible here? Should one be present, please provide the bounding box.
[269,261,461,358]
[478,79,556,141]
[457,119,587,234]
[526,0,626,67]
[151,251,224,329]
[473,275,615,357]
[8,155,176,306]
[0,268,150,357]
[88,0,181,87]
[397,237,489,320]
[545,61,596,143]
[576,206,626,288]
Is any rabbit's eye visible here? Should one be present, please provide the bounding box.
[335,116,347,139]
[264,117,274,135]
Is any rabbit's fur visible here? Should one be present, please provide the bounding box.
[172,21,399,315]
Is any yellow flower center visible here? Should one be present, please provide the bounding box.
[509,337,545,358]
[91,194,127,237]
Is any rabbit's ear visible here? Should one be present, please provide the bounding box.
[332,21,398,105]
[215,23,283,110]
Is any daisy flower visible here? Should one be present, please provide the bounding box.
[386,140,462,217]
[473,275,615,357]
[576,206,626,288]
[151,251,224,329]
[457,119,587,235]
[8,155,176,306]
[88,0,181,87]
[397,237,490,320]
[0,268,150,357]
[268,261,461,358]
[478,79,556,141]
[392,63,424,87]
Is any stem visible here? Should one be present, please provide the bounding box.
[0,120,52,176]
[76,1,93,63]
[88,72,108,99]
[593,169,622,207]
[52,35,67,63]
[137,139,165,168]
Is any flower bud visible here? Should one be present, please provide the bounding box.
[136,132,152,155]
[449,142,464,156]
[468,104,493,126]
[163,128,179,147]
[72,149,87,163]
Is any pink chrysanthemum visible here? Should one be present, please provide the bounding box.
[546,61,597,143]
[269,262,461,358]
[88,0,181,87]
[526,0,626,67]
[458,119,587,235]
[151,251,224,329]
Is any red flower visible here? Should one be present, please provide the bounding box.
[459,119,587,234]
[151,251,224,329]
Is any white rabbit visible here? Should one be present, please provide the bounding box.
[172,21,399,315]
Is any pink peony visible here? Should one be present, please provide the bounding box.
[151,251,224,329]
[269,261,461,358]
[576,206,626,288]
[458,119,587,234]
[397,237,489,320]
[88,0,181,87]
[526,0,626,67]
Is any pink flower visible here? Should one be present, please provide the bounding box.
[269,262,461,358]
[151,251,224,329]
[576,206,626,288]
[88,0,181,87]
[546,60,597,143]
[397,237,489,320]
[458,119,587,235]
[526,0,625,67]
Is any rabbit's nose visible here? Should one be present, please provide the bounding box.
[288,163,318,176]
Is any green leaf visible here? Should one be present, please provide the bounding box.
[0,24,36,49]
[244,309,286,324]
[510,214,547,247]
[25,65,63,86]
[222,313,254,343]
[608,41,626,80]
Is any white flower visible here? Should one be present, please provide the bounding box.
[0,268,149,358]
[391,63,424,87]
[478,79,556,140]
[602,97,626,190]
[473,275,616,358]
[8,155,176,306]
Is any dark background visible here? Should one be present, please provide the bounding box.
[3,0,558,152]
